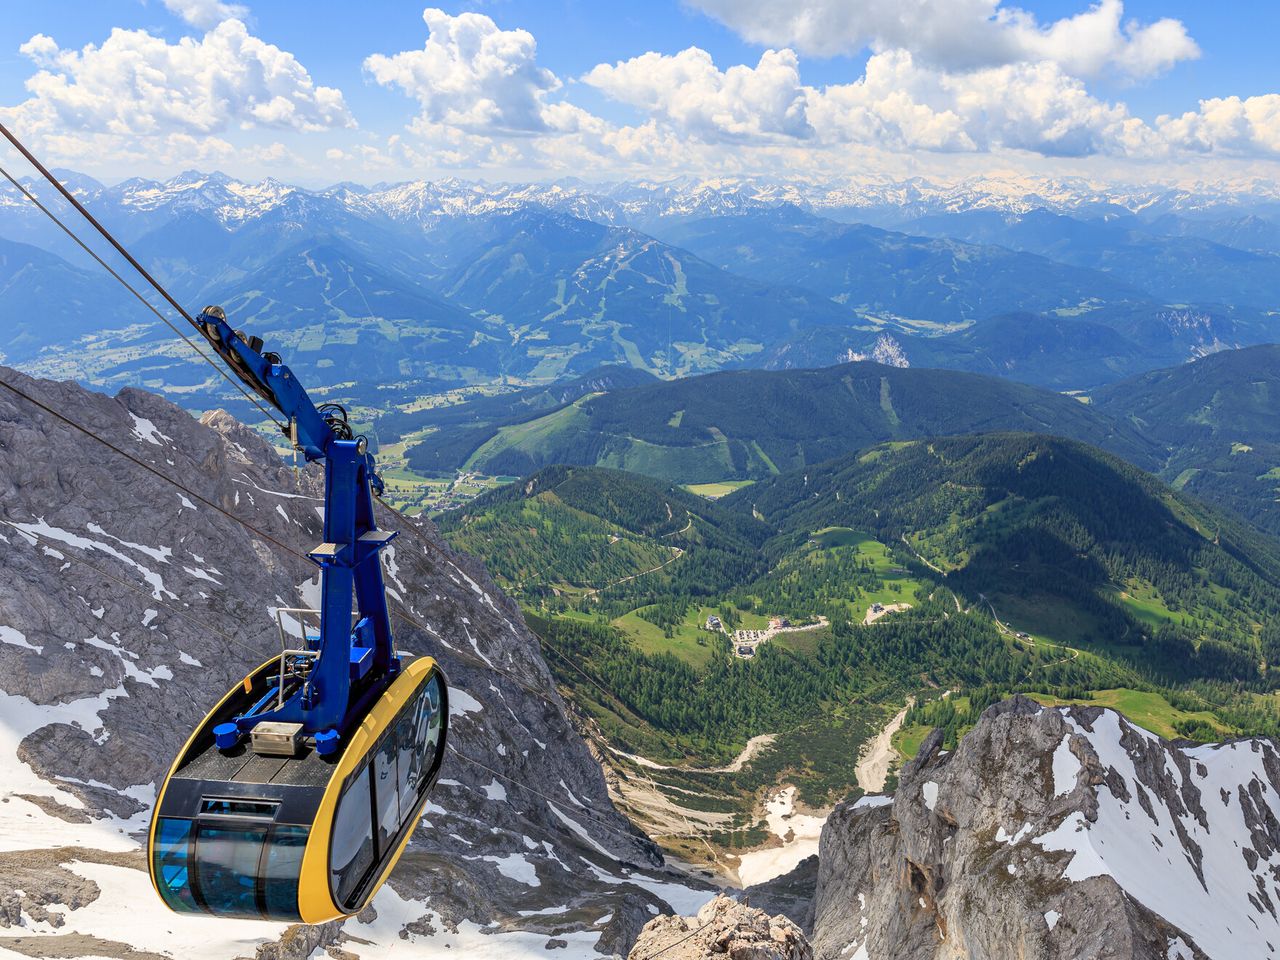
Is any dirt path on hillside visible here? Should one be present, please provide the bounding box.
[856,702,912,792]
[901,534,945,575]
[863,602,911,624]
[607,733,777,774]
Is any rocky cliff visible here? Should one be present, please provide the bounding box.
[628,895,811,960]
[0,367,707,959]
[810,696,1280,960]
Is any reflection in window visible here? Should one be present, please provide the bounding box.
[194,822,266,918]
[331,764,375,907]
[373,734,400,853]
[394,711,417,825]
[154,817,197,912]
[420,675,442,782]
[328,668,446,910]
[263,825,308,918]
[396,674,442,834]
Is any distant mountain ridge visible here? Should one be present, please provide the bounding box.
[4,167,1280,414]
[1094,344,1280,536]
[403,361,1160,481]
[11,169,1280,233]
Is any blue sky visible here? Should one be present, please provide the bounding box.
[1,1,1277,186]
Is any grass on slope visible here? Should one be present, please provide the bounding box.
[1029,688,1235,741]
[683,479,755,499]
[463,396,594,470]
[612,605,726,669]
[894,688,1235,762]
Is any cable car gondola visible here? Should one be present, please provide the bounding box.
[150,652,445,921]
[143,305,450,922]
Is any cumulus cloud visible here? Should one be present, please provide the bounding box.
[3,20,353,158]
[360,5,1280,175]
[584,48,812,142]
[1157,96,1280,157]
[583,45,1140,157]
[810,51,1142,157]
[364,8,589,134]
[583,40,1280,164]
[161,0,250,29]
[688,0,1198,79]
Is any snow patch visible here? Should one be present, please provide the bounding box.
[736,786,827,886]
[9,519,175,600]
[996,822,1032,844]
[0,626,42,654]
[1032,811,1110,882]
[481,853,540,886]
[128,413,171,446]
[922,781,938,811]
[853,794,892,810]
[1052,735,1080,796]
[449,687,484,717]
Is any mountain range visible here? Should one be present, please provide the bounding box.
[401,360,1159,481]
[4,170,1280,418]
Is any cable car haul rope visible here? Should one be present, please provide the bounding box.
[0,121,452,923]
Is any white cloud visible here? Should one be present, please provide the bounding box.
[583,45,1138,157]
[810,50,1140,157]
[688,0,1198,80]
[364,8,585,134]
[2,19,352,162]
[1157,96,1280,157]
[583,48,812,143]
[358,5,1278,176]
[161,0,250,29]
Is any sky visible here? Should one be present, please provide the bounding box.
[0,0,1277,188]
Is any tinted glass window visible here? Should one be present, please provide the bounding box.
[193,822,266,918]
[154,817,197,912]
[394,711,417,819]
[419,674,443,783]
[373,734,399,853]
[330,763,375,907]
[397,673,442,832]
[262,825,308,919]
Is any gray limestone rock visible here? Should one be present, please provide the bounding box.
[0,368,688,956]
[628,895,812,960]
[809,695,1277,960]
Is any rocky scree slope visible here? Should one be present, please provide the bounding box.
[0,367,705,959]
[810,696,1280,960]
[627,894,811,960]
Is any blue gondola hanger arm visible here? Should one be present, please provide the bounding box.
[193,305,397,744]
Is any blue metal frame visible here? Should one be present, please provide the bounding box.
[194,306,399,747]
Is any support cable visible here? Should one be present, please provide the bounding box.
[0,371,725,863]
[0,121,199,327]
[0,158,284,429]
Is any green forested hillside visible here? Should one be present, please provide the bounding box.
[437,465,769,599]
[732,433,1280,684]
[406,361,1159,480]
[439,437,1280,843]
[1094,344,1280,535]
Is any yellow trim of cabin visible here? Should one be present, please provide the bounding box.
[297,656,438,923]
